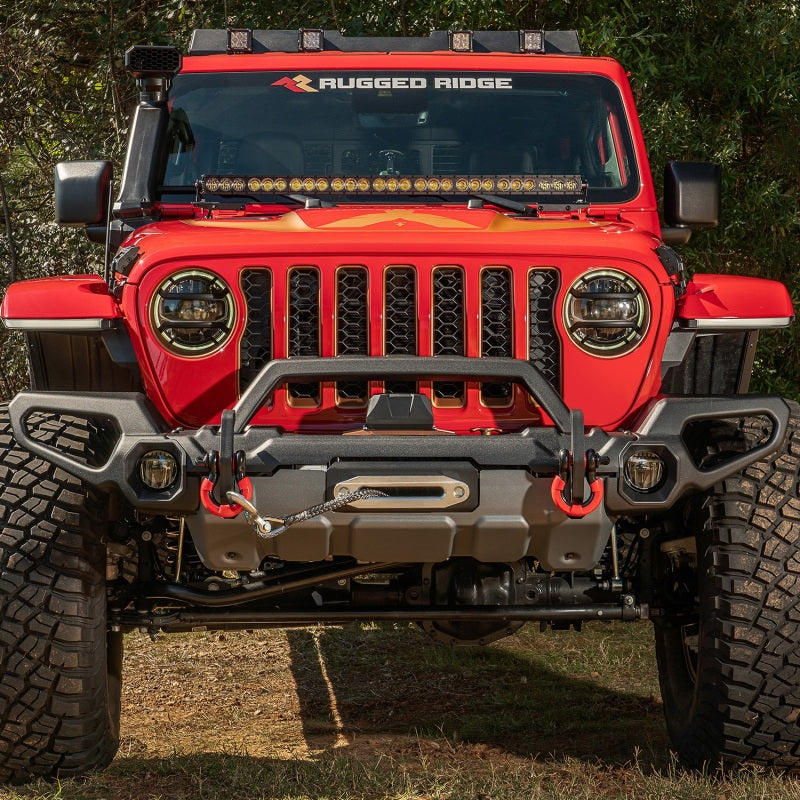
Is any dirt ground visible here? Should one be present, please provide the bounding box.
[121,628,361,761]
[118,623,667,768]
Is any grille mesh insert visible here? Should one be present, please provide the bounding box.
[433,267,465,400]
[480,268,513,400]
[240,270,272,393]
[528,269,561,387]
[384,267,417,393]
[288,268,320,401]
[239,263,562,410]
[336,267,368,401]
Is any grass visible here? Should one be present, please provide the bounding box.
[3,622,800,799]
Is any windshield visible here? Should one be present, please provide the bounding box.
[161,70,639,203]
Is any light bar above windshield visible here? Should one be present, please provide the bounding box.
[188,29,582,56]
[199,174,587,198]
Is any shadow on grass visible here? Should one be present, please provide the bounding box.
[283,622,669,769]
[8,624,674,800]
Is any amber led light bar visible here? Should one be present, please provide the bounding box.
[200,174,586,196]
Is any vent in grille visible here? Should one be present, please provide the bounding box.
[529,269,561,387]
[240,261,562,412]
[384,267,417,393]
[480,268,513,401]
[240,269,273,393]
[336,267,369,402]
[288,267,320,402]
[433,267,465,401]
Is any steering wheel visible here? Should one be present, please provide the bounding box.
[378,149,403,175]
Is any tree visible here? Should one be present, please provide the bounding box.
[1,0,798,397]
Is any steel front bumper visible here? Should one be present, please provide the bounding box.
[9,356,790,521]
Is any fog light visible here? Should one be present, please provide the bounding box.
[139,450,178,490]
[624,451,665,492]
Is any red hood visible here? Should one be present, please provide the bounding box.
[123,206,664,281]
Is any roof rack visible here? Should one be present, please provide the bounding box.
[187,29,582,57]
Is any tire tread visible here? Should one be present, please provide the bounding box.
[659,401,800,768]
[0,404,119,783]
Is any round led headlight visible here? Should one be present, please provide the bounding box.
[563,269,649,356]
[150,269,234,356]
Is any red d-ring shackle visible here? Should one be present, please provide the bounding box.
[200,476,253,519]
[550,473,604,518]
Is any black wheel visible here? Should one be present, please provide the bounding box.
[0,405,121,782]
[654,401,800,768]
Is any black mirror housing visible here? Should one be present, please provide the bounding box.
[663,161,720,229]
[54,160,113,226]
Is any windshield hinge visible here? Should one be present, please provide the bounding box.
[585,206,622,220]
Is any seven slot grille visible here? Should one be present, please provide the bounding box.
[240,265,561,402]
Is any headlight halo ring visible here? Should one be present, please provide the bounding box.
[562,267,650,357]
[150,268,235,357]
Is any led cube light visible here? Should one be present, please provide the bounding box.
[227,28,253,54]
[299,29,324,51]
[520,30,545,53]
[449,30,473,52]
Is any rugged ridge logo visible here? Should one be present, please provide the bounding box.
[271,74,318,93]
[271,75,513,91]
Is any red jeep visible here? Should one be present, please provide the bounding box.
[1,28,798,779]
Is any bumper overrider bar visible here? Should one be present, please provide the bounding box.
[8,356,790,516]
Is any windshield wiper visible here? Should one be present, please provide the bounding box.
[189,192,337,209]
[470,194,537,217]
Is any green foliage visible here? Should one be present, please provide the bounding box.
[0,0,798,396]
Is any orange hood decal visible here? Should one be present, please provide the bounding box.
[183,208,604,233]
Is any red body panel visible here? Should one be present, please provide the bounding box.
[678,274,794,321]
[0,275,121,320]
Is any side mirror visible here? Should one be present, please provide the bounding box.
[662,161,720,246]
[54,161,113,226]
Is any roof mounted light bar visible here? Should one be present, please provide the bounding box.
[188,29,581,56]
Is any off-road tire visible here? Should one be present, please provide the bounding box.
[654,400,800,769]
[0,404,121,782]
